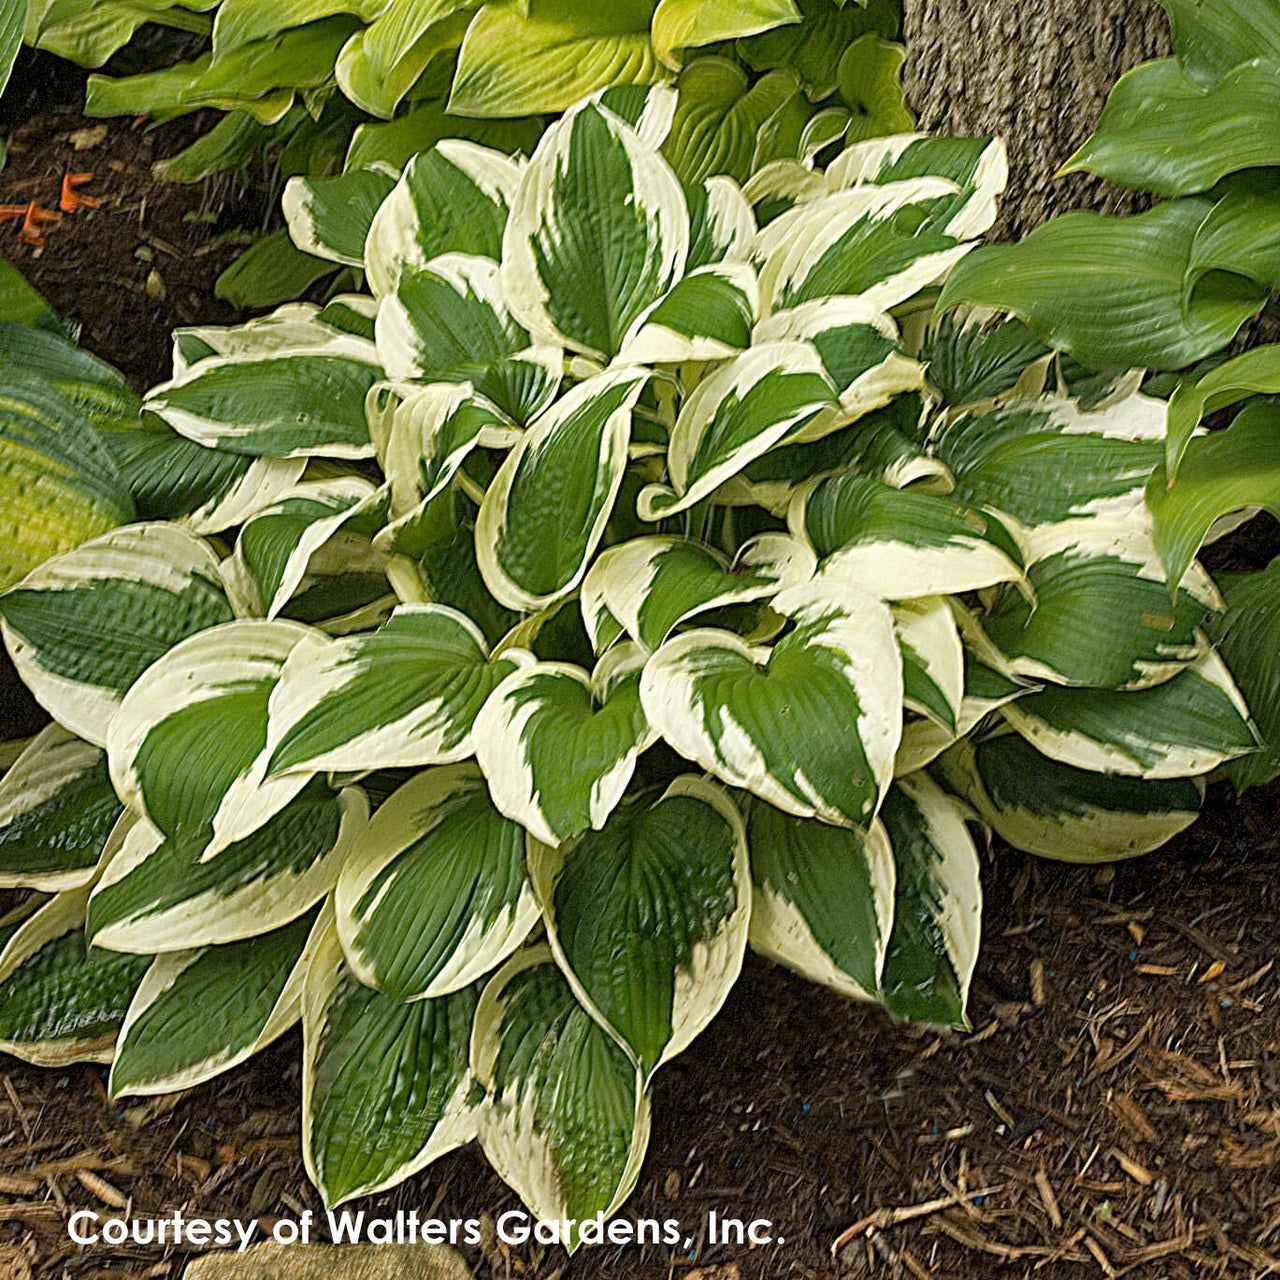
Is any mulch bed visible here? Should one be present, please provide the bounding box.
[1,54,1278,1280]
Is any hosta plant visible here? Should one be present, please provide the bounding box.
[0,95,1261,1235]
[938,0,1280,790]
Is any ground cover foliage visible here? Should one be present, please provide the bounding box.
[0,0,1276,1245]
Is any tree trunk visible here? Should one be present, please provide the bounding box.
[901,0,1171,239]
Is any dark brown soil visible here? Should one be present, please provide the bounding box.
[1,65,1278,1280]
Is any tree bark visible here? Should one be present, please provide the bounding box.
[901,0,1171,239]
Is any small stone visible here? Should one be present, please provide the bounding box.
[69,125,108,150]
[183,1241,474,1280]
[145,269,166,301]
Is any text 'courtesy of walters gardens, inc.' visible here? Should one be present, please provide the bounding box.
[67,1208,787,1252]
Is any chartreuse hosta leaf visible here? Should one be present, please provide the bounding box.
[304,906,482,1207]
[143,333,383,459]
[86,783,365,953]
[527,776,748,1081]
[1000,650,1257,779]
[110,908,322,1098]
[754,297,924,429]
[0,523,235,746]
[582,532,814,652]
[265,603,528,775]
[501,102,688,362]
[636,342,837,520]
[618,261,760,363]
[660,59,800,187]
[107,621,328,857]
[0,889,151,1067]
[282,166,398,268]
[878,772,981,1028]
[472,945,650,1252]
[754,179,973,318]
[335,765,539,1000]
[938,733,1204,863]
[376,254,530,382]
[366,141,524,298]
[233,478,387,618]
[475,644,656,846]
[972,520,1222,690]
[894,596,963,732]
[931,391,1167,530]
[641,580,902,825]
[651,0,799,68]
[0,724,122,892]
[792,472,1026,600]
[745,794,894,1001]
[449,0,665,119]
[477,367,650,611]
[0,366,135,590]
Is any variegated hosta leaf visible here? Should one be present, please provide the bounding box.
[0,523,235,746]
[1000,650,1257,779]
[528,776,748,1081]
[753,180,973,318]
[618,262,759,363]
[86,783,365,953]
[477,366,650,612]
[636,342,837,521]
[143,335,383,458]
[110,908,321,1097]
[265,603,529,776]
[169,303,367,372]
[375,254,530,382]
[744,794,894,1001]
[106,620,327,855]
[972,520,1222,690]
[472,945,650,1252]
[939,733,1204,863]
[0,367,135,590]
[335,765,539,1001]
[0,889,151,1067]
[100,416,308,535]
[878,772,981,1029]
[930,391,1167,530]
[824,133,1008,240]
[753,297,924,432]
[685,175,757,269]
[304,908,482,1207]
[474,645,655,847]
[582,532,814,652]
[894,596,963,732]
[894,650,1035,776]
[0,724,122,891]
[233,478,386,618]
[281,166,398,268]
[365,141,525,299]
[792,472,1027,600]
[501,102,689,362]
[640,580,902,825]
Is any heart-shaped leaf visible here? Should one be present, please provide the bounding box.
[640,579,902,825]
[475,645,655,846]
